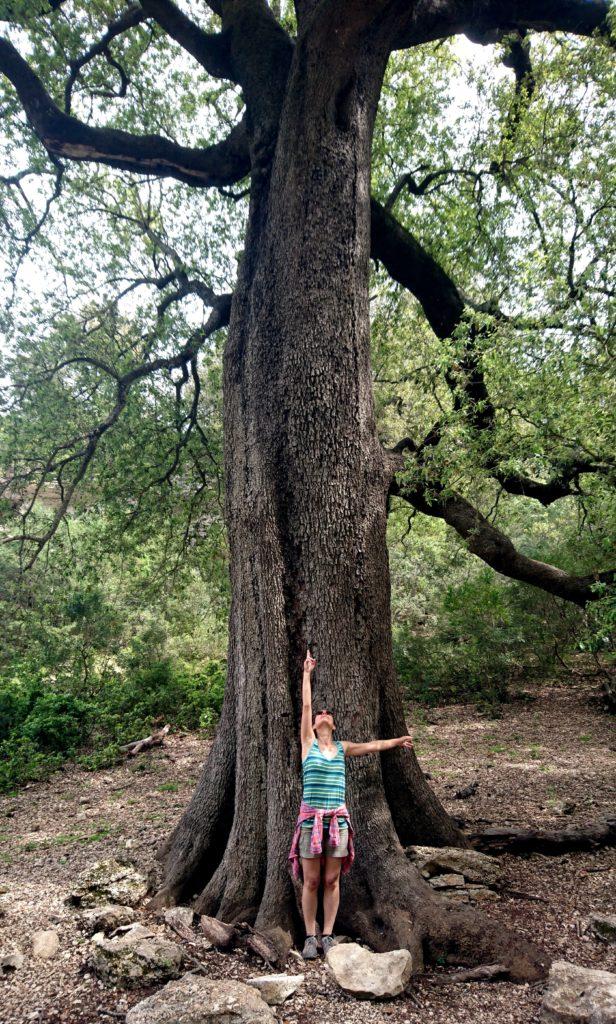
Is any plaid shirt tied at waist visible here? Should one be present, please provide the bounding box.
[288,800,355,880]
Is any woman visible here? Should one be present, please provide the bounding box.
[288,649,413,959]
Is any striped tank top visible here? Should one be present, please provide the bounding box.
[301,738,348,831]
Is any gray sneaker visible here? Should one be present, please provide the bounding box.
[302,935,318,960]
[321,934,336,955]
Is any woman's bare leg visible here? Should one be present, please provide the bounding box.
[323,856,342,934]
[301,857,321,935]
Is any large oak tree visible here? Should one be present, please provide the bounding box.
[1,0,614,980]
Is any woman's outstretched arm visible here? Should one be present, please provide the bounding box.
[341,735,413,757]
[301,648,316,754]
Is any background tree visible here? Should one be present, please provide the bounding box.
[0,0,614,979]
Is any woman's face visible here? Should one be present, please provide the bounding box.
[314,708,335,731]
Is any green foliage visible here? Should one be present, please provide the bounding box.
[0,735,64,793]
[0,5,613,781]
[0,657,226,792]
[392,573,562,708]
[21,690,93,753]
[388,507,584,708]
[579,586,616,661]
[93,657,226,744]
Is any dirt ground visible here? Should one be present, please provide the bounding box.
[1,674,614,1024]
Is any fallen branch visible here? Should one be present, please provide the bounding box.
[454,781,479,800]
[120,724,170,757]
[468,818,616,855]
[243,925,292,966]
[165,917,197,943]
[496,886,549,904]
[431,963,509,984]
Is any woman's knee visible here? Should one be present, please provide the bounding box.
[324,871,340,891]
[303,873,320,893]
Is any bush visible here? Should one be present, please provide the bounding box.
[0,735,64,792]
[392,570,576,708]
[0,675,44,741]
[96,657,227,744]
[22,691,93,753]
[0,657,227,792]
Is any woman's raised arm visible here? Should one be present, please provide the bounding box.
[301,648,316,752]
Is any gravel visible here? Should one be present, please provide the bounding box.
[0,675,614,1024]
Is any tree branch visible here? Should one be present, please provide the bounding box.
[3,295,232,570]
[388,460,613,607]
[64,3,146,113]
[371,197,464,338]
[0,0,67,21]
[138,0,234,80]
[371,198,613,504]
[392,0,613,50]
[0,37,250,187]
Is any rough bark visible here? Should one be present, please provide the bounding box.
[155,6,549,979]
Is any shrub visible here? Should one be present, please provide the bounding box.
[0,735,64,791]
[0,658,227,791]
[22,691,93,753]
[392,570,575,708]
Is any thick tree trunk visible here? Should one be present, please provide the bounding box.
[154,10,548,980]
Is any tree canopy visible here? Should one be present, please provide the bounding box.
[1,1,614,611]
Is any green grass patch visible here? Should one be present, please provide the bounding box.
[20,824,114,851]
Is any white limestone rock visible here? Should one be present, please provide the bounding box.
[126,975,277,1023]
[325,942,413,999]
[540,960,616,1024]
[90,923,183,988]
[68,858,148,909]
[32,930,59,959]
[246,973,305,1004]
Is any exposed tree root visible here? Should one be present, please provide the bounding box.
[332,805,549,981]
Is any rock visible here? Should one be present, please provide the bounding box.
[430,873,466,889]
[32,930,59,959]
[246,974,305,1004]
[553,800,576,817]
[126,975,276,1023]
[1,952,24,973]
[80,904,137,935]
[405,845,502,885]
[199,914,236,949]
[589,914,616,944]
[466,885,500,903]
[163,906,195,940]
[540,960,616,1023]
[68,858,148,908]
[246,926,292,966]
[454,781,478,799]
[325,942,413,999]
[90,923,183,988]
[441,890,470,904]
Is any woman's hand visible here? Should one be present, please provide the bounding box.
[396,735,413,749]
[303,649,316,675]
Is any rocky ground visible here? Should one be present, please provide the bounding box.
[0,673,614,1024]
